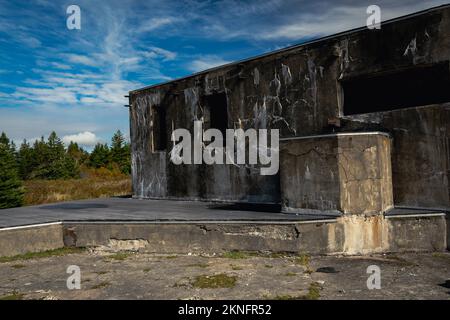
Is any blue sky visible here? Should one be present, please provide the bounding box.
[0,0,448,149]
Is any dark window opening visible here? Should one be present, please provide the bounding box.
[152,105,167,151]
[342,62,450,115]
[204,92,228,135]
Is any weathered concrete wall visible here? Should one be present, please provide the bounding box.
[63,222,341,255]
[280,133,393,215]
[0,223,64,257]
[343,105,450,209]
[130,6,450,209]
[338,215,389,255]
[0,217,445,257]
[386,215,447,252]
[62,216,445,255]
[334,214,447,255]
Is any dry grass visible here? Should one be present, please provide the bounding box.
[23,170,131,206]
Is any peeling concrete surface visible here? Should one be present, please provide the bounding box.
[0,251,448,300]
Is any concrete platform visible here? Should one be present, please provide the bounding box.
[0,198,447,257]
[0,198,339,257]
[0,197,337,229]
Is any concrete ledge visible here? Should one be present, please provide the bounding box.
[0,222,64,257]
[63,221,341,255]
[0,214,447,257]
[386,215,447,252]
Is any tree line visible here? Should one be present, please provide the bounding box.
[0,130,131,209]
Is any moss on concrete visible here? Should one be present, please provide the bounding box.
[91,281,110,289]
[272,282,321,300]
[105,252,133,261]
[0,291,24,300]
[0,247,85,263]
[222,251,249,259]
[191,274,237,289]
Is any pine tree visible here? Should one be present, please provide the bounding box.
[110,130,130,174]
[29,132,80,180]
[89,143,111,168]
[67,141,89,165]
[0,132,9,145]
[32,137,49,178]
[0,132,24,208]
[121,142,131,174]
[18,140,34,180]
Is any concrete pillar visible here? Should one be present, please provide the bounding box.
[280,132,393,216]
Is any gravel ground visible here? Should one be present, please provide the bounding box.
[0,249,449,300]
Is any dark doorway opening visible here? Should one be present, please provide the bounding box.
[342,62,450,115]
[204,92,228,135]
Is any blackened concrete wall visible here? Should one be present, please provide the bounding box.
[130,5,450,209]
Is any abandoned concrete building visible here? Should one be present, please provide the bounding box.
[128,5,450,254]
[2,6,450,258]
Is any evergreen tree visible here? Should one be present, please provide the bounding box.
[121,142,131,174]
[18,140,34,180]
[32,136,49,178]
[0,132,23,208]
[0,132,9,145]
[89,143,111,168]
[0,133,18,159]
[30,132,79,180]
[110,130,130,174]
[67,141,89,166]
[61,152,80,178]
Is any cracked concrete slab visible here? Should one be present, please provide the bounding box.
[0,251,448,300]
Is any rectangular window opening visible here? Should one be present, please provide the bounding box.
[152,105,167,151]
[204,92,228,135]
[342,61,450,115]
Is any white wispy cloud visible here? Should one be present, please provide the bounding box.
[16,34,42,48]
[12,87,78,104]
[50,62,72,70]
[187,55,231,72]
[64,53,100,67]
[137,17,178,33]
[255,2,450,40]
[147,47,177,61]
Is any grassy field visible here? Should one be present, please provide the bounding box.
[22,168,132,206]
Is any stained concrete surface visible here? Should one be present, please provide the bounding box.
[0,198,337,229]
[0,250,448,300]
[280,133,393,214]
[129,5,450,208]
[1,199,447,257]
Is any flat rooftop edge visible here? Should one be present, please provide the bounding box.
[130,4,450,94]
